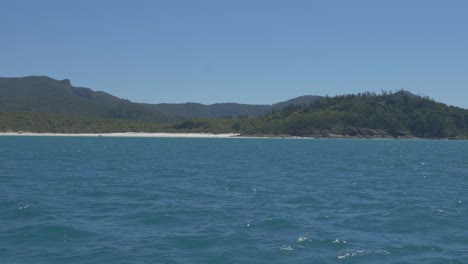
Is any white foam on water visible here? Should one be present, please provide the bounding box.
[337,249,389,259]
[241,220,253,228]
[18,204,30,210]
[296,236,310,243]
[333,239,346,244]
[280,245,294,251]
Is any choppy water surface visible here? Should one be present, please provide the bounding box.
[1,137,467,263]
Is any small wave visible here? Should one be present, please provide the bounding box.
[296,236,310,243]
[337,249,389,259]
[18,204,30,210]
[333,239,347,244]
[280,245,294,251]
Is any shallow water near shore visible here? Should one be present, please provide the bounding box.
[1,137,467,263]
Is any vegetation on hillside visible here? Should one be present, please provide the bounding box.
[0,111,167,133]
[1,82,467,139]
[0,111,236,134]
[229,91,468,139]
[1,76,321,120]
[0,76,177,123]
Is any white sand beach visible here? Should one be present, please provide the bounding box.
[0,132,241,138]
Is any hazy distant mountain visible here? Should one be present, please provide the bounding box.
[139,95,323,118]
[0,76,323,120]
[139,102,271,118]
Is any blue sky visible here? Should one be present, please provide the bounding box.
[1,0,467,107]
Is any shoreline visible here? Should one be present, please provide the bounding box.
[0,132,463,140]
[0,132,241,138]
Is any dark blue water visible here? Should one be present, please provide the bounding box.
[1,137,467,263]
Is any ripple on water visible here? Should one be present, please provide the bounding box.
[252,217,302,231]
[337,249,390,260]
[279,245,294,252]
[296,236,311,243]
[1,137,468,263]
[3,224,96,247]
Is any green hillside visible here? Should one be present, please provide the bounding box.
[0,111,167,133]
[0,76,321,120]
[271,95,322,110]
[234,91,468,139]
[0,76,175,122]
[1,76,466,139]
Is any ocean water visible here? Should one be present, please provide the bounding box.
[1,137,467,264]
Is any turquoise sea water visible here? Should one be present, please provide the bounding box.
[1,137,467,263]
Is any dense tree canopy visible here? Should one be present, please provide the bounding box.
[1,91,467,139]
[231,91,468,139]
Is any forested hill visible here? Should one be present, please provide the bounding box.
[0,76,174,122]
[1,76,467,139]
[0,76,322,120]
[236,91,468,139]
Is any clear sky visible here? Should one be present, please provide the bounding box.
[1,0,467,107]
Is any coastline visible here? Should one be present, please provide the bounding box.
[0,132,463,140]
[0,132,241,138]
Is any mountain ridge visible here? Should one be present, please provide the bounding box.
[1,76,467,139]
[0,76,323,119]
